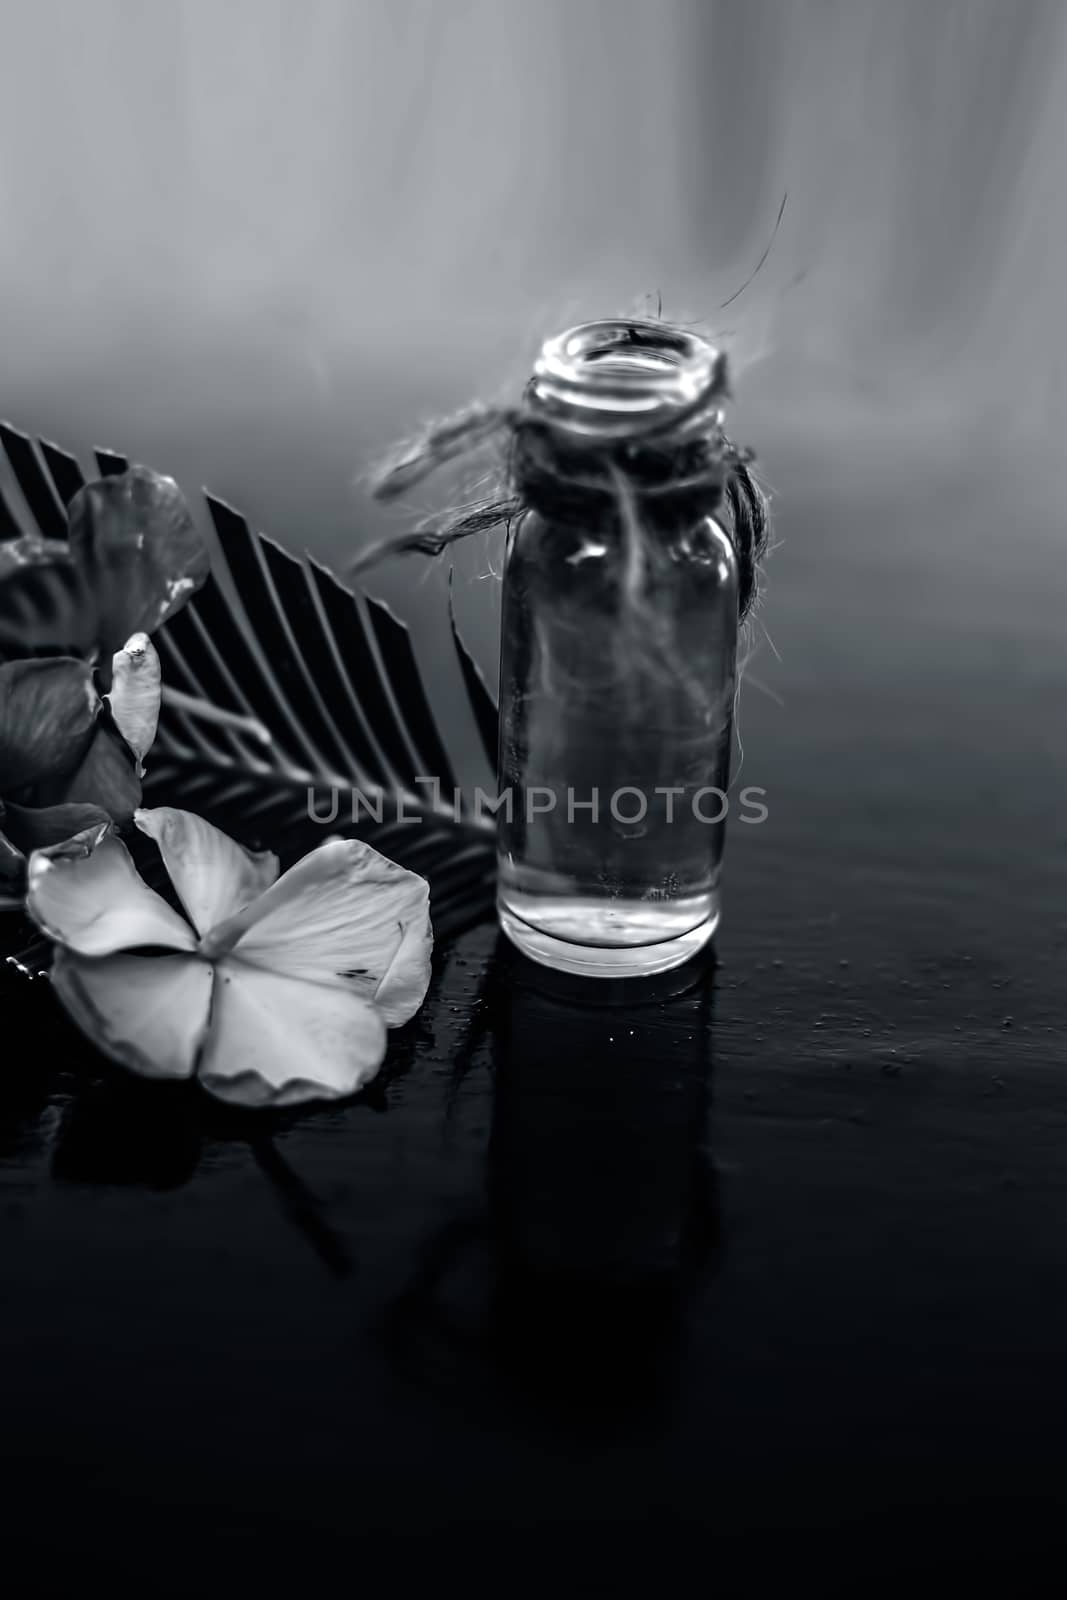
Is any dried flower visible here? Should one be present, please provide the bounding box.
[0,634,162,898]
[0,466,209,666]
[0,463,207,896]
[26,807,432,1108]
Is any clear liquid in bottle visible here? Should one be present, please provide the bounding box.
[497,509,737,977]
[495,319,741,977]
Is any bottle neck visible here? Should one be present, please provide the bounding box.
[515,319,731,527]
[527,320,723,443]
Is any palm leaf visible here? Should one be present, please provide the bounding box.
[0,422,68,540]
[448,570,499,774]
[1,422,501,968]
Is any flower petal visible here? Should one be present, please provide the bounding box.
[200,838,432,1026]
[366,911,435,1028]
[2,799,112,854]
[58,725,141,822]
[198,958,387,1107]
[107,633,161,771]
[0,817,25,894]
[134,807,279,938]
[0,657,99,789]
[68,467,209,662]
[0,534,72,579]
[26,825,196,955]
[51,947,213,1081]
[0,549,98,660]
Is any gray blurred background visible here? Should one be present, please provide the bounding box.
[1,0,1065,789]
[6,4,1067,1530]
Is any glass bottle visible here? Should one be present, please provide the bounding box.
[496,319,740,978]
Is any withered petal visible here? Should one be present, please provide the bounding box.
[107,633,161,771]
[0,818,26,894]
[0,548,98,660]
[2,799,113,856]
[68,466,209,663]
[59,725,142,823]
[0,656,99,790]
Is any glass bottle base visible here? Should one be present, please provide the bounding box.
[497,893,719,978]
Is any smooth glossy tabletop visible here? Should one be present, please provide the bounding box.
[3,406,1066,1572]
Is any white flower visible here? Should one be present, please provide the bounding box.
[26,807,432,1108]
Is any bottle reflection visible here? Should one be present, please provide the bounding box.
[487,939,718,1429]
[383,935,719,1434]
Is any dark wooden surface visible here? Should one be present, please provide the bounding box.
[2,415,1066,1575]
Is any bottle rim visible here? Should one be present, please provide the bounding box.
[529,319,721,440]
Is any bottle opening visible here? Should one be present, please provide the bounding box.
[529,319,719,439]
[584,346,679,375]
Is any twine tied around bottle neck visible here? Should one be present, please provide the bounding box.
[353,319,769,621]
